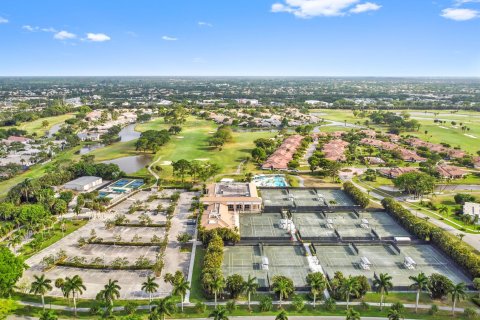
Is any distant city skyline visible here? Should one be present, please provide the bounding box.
[0,0,479,77]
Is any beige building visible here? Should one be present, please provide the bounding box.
[200,182,262,230]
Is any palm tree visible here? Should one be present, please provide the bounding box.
[275,310,289,320]
[346,308,361,320]
[142,276,159,305]
[306,272,327,308]
[96,279,121,310]
[272,277,293,308]
[243,275,258,310]
[339,276,360,309]
[209,306,229,320]
[63,275,86,317]
[39,310,58,320]
[211,275,225,309]
[409,272,429,313]
[387,308,401,320]
[29,274,52,310]
[439,205,449,217]
[372,273,393,311]
[173,277,190,312]
[449,282,467,316]
[152,296,176,320]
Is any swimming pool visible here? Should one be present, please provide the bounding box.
[253,175,289,187]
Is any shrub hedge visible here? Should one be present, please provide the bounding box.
[343,182,370,208]
[382,197,480,278]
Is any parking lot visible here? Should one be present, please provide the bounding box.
[22,189,196,299]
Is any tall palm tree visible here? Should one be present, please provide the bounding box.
[243,275,258,310]
[409,272,429,313]
[372,273,393,311]
[306,272,327,308]
[209,306,229,320]
[339,276,360,309]
[449,282,467,316]
[96,279,121,310]
[211,275,225,309]
[29,274,52,310]
[275,310,288,320]
[63,275,86,317]
[152,296,176,320]
[272,277,292,308]
[142,276,159,305]
[172,278,190,312]
[346,308,361,320]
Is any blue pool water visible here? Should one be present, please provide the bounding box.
[253,175,288,187]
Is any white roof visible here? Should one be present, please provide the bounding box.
[65,176,102,186]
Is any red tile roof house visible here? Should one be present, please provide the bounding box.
[6,136,32,144]
[397,148,427,162]
[436,165,468,179]
[378,167,419,179]
[360,129,377,138]
[406,138,466,159]
[360,138,425,162]
[262,135,304,170]
[322,139,349,161]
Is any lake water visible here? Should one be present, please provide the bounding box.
[102,155,151,174]
[79,144,105,155]
[119,124,141,142]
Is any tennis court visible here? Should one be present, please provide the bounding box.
[292,212,337,239]
[358,211,411,239]
[316,244,470,287]
[260,188,355,210]
[223,245,269,287]
[240,212,292,239]
[264,245,310,287]
[223,245,311,288]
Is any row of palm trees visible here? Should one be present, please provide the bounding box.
[29,272,192,316]
[28,270,469,318]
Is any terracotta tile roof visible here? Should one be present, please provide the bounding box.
[378,167,418,178]
[262,135,304,170]
[436,165,467,178]
[322,139,349,161]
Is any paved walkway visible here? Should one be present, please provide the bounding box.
[13,299,466,314]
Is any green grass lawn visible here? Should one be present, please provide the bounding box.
[10,299,472,320]
[5,114,75,137]
[0,146,81,198]
[189,246,206,302]
[18,219,88,259]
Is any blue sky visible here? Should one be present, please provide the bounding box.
[0,0,479,76]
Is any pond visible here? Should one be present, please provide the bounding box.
[79,143,105,155]
[102,155,151,174]
[119,124,141,142]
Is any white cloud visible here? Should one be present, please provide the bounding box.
[41,27,57,33]
[0,17,8,24]
[350,2,381,13]
[54,30,76,40]
[454,0,480,5]
[126,31,138,37]
[271,0,381,18]
[198,21,213,27]
[86,33,111,42]
[441,8,479,20]
[22,25,39,32]
[162,35,178,41]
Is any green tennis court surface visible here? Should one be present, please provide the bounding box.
[316,244,470,287]
[223,245,310,288]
